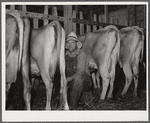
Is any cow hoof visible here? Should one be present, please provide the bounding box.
[107,96,114,101]
[133,95,138,100]
[118,95,126,100]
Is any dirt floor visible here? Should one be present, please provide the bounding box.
[6,64,146,110]
[7,78,146,111]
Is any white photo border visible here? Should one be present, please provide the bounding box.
[2,2,149,122]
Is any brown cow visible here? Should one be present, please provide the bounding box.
[68,25,120,102]
[118,26,145,98]
[30,21,69,110]
[6,10,31,110]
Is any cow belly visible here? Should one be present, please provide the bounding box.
[30,63,40,76]
[30,57,40,76]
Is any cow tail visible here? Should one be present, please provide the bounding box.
[140,31,145,63]
[7,10,24,70]
[116,29,121,61]
[133,26,145,63]
[51,20,66,80]
[50,21,62,63]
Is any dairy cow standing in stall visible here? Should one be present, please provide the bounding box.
[6,10,31,110]
[67,25,120,106]
[30,21,69,110]
[118,26,145,98]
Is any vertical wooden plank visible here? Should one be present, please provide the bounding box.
[99,15,103,29]
[33,18,39,29]
[104,5,108,23]
[125,20,128,26]
[109,17,113,24]
[114,18,119,25]
[86,10,92,33]
[86,25,91,33]
[52,6,58,16]
[72,10,76,33]
[79,11,84,35]
[64,5,72,36]
[44,5,48,26]
[22,5,27,11]
[10,5,15,10]
[129,20,132,26]
[93,14,97,31]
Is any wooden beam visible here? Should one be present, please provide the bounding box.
[72,18,126,29]
[6,9,65,22]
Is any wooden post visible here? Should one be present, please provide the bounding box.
[44,5,49,26]
[52,6,58,16]
[104,5,108,23]
[10,5,15,10]
[93,14,97,31]
[72,10,76,33]
[22,5,27,11]
[86,24,91,33]
[79,11,84,34]
[64,5,73,36]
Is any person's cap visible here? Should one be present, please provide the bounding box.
[66,32,79,42]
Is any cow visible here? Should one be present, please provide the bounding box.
[118,26,145,98]
[68,25,120,102]
[6,10,31,110]
[30,20,69,110]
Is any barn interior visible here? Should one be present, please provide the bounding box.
[6,4,146,110]
[6,5,146,35]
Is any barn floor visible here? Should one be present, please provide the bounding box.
[6,64,146,110]
[7,80,146,110]
[29,82,146,110]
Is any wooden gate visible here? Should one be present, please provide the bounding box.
[6,5,127,36]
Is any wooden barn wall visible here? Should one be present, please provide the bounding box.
[128,5,146,28]
[136,5,146,28]
[6,5,146,37]
[109,8,128,26]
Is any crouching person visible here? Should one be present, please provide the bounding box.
[65,32,92,109]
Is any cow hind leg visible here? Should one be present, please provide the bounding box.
[40,70,53,110]
[59,73,69,110]
[107,56,117,99]
[107,77,115,100]
[92,72,97,88]
[100,70,110,100]
[121,64,133,98]
[133,65,139,98]
[96,72,100,89]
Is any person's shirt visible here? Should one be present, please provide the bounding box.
[65,51,77,78]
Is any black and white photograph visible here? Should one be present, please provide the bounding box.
[2,1,148,122]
